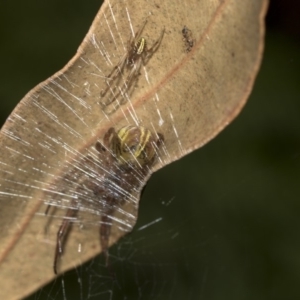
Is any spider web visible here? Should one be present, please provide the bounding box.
[1,1,300,300]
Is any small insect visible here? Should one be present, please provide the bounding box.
[182,25,195,52]
[100,19,165,114]
[48,125,164,274]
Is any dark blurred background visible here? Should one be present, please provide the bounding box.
[1,0,300,299]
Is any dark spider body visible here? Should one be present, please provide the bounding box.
[52,125,164,274]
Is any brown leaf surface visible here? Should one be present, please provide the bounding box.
[0,0,268,299]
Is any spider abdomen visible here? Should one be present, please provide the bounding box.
[134,37,146,55]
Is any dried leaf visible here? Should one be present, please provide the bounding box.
[0,0,268,299]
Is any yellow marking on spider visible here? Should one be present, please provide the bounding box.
[117,126,153,162]
[118,126,131,144]
[135,127,151,159]
[135,37,146,55]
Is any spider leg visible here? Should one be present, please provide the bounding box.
[103,128,118,148]
[44,204,57,235]
[44,204,51,215]
[144,27,165,63]
[100,53,127,98]
[133,18,148,40]
[101,57,143,115]
[100,86,121,109]
[126,57,142,85]
[54,206,79,274]
[100,211,114,266]
[156,133,165,148]
[100,60,137,109]
[95,128,118,161]
[118,57,142,102]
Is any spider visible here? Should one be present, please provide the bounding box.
[49,125,164,274]
[182,25,195,52]
[100,19,165,113]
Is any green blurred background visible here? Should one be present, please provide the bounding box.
[1,1,300,299]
